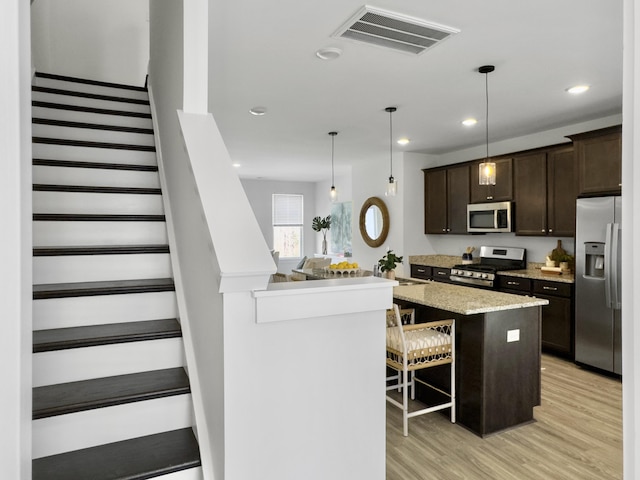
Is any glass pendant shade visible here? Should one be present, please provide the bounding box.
[330,185,337,201]
[479,162,496,185]
[386,176,397,197]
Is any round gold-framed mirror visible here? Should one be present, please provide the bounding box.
[359,196,389,248]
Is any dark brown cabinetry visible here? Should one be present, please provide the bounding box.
[470,157,513,203]
[533,280,574,358]
[431,267,452,283]
[569,126,622,196]
[424,164,470,234]
[498,275,574,359]
[513,146,576,236]
[409,264,451,283]
[410,264,432,280]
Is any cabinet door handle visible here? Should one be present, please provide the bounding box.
[487,196,493,200]
[541,229,546,233]
[543,286,558,291]
[437,271,446,276]
[442,228,446,232]
[507,281,519,286]
[416,268,426,273]
[549,229,553,233]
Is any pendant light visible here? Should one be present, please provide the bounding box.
[385,107,397,196]
[478,65,496,186]
[329,131,338,202]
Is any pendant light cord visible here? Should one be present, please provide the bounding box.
[387,107,395,179]
[484,70,489,160]
[331,134,335,186]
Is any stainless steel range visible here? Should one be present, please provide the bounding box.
[450,246,526,288]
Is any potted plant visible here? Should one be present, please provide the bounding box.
[312,215,331,255]
[378,250,403,280]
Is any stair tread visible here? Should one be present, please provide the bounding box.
[33,367,190,419]
[33,117,154,135]
[33,184,162,195]
[35,72,148,93]
[33,278,175,300]
[32,86,150,106]
[32,428,200,480]
[33,137,156,152]
[33,100,152,119]
[33,213,166,222]
[34,245,170,256]
[33,318,181,353]
[33,158,158,172]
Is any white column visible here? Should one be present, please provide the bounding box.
[622,0,639,478]
[183,0,208,114]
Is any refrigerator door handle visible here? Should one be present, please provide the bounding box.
[611,222,621,310]
[604,223,613,309]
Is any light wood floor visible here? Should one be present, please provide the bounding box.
[386,354,622,480]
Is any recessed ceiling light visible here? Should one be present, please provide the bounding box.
[566,85,590,95]
[397,138,410,145]
[462,118,478,126]
[232,163,241,168]
[249,107,267,116]
[316,47,342,61]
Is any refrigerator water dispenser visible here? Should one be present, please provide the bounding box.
[584,242,605,278]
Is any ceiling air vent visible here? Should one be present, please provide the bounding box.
[332,6,459,55]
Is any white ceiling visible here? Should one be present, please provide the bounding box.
[208,0,623,182]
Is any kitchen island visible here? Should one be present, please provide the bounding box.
[393,281,548,437]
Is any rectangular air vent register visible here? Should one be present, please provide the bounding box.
[332,5,460,55]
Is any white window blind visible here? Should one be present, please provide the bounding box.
[273,194,303,225]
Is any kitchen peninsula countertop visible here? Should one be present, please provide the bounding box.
[409,255,575,284]
[393,281,548,315]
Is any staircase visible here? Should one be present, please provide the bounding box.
[31,72,203,479]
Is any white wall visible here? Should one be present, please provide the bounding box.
[402,114,623,264]
[241,179,317,273]
[31,0,149,86]
[1,0,32,477]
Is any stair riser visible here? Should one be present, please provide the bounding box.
[152,467,204,480]
[34,76,149,101]
[33,165,160,189]
[33,191,164,215]
[33,142,158,165]
[32,105,153,129]
[33,338,185,387]
[32,90,151,114]
[33,123,155,147]
[34,220,168,246]
[33,394,194,459]
[33,291,177,330]
[33,253,172,284]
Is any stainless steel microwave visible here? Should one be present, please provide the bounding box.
[467,201,512,233]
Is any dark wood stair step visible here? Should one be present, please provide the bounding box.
[32,100,152,119]
[33,158,158,172]
[33,117,154,135]
[34,245,169,257]
[33,278,175,300]
[35,72,148,93]
[32,428,200,480]
[33,319,181,353]
[32,85,150,106]
[33,367,190,419]
[33,213,166,222]
[33,137,156,152]
[33,184,162,195]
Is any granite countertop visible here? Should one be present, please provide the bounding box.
[393,282,548,315]
[408,255,575,284]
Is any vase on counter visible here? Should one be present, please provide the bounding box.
[322,234,328,255]
[385,270,396,280]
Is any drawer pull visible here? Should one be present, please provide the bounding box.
[507,281,519,286]
[543,286,558,291]
[416,268,426,273]
[437,271,446,276]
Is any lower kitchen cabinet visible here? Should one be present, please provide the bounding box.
[498,275,574,359]
[533,280,574,358]
[409,264,450,283]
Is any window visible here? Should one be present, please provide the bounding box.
[273,194,303,258]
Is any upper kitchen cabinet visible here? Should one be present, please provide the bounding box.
[424,164,470,234]
[513,145,576,236]
[569,125,622,196]
[470,157,513,203]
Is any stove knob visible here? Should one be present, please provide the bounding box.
[481,273,489,279]
[465,271,473,276]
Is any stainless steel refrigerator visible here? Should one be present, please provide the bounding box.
[575,196,622,374]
